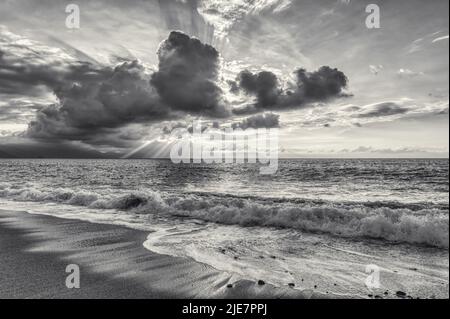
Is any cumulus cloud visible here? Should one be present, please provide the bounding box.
[235,70,281,107]
[22,31,234,148]
[26,60,168,144]
[150,31,228,117]
[230,66,348,112]
[293,67,348,100]
[232,112,280,129]
[1,27,353,156]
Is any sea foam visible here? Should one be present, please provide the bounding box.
[0,184,448,248]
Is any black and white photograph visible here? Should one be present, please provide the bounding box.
[0,0,448,307]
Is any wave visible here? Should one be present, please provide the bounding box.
[0,184,448,249]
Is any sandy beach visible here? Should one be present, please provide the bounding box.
[0,210,324,299]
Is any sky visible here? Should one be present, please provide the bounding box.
[0,0,448,158]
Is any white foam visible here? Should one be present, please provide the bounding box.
[0,185,448,248]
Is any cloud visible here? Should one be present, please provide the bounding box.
[0,140,121,158]
[235,70,281,107]
[150,31,228,117]
[19,30,234,147]
[397,68,424,78]
[196,0,292,38]
[231,66,348,111]
[0,26,83,97]
[232,112,280,129]
[1,30,238,154]
[355,102,410,118]
[293,66,348,100]
[0,99,45,123]
[432,35,449,43]
[26,60,169,144]
[369,64,383,75]
[19,31,236,149]
[1,27,352,154]
[1,27,353,156]
[406,32,449,54]
[342,146,449,156]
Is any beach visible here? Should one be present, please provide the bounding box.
[0,159,448,299]
[0,210,323,299]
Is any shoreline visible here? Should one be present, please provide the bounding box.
[0,209,325,299]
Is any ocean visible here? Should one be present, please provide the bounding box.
[0,158,448,298]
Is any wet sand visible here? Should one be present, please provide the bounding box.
[0,210,325,299]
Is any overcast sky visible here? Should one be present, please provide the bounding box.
[0,0,448,158]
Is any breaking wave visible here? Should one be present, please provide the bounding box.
[0,184,448,249]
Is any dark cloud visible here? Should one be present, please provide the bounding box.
[0,28,105,97]
[293,66,348,101]
[0,30,241,154]
[231,66,348,112]
[27,60,169,143]
[235,70,280,107]
[212,121,220,129]
[0,100,45,123]
[0,141,122,158]
[2,30,234,151]
[151,31,228,117]
[356,102,410,118]
[232,112,280,130]
[1,28,351,157]
[438,107,449,115]
[161,121,189,135]
[0,49,69,97]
